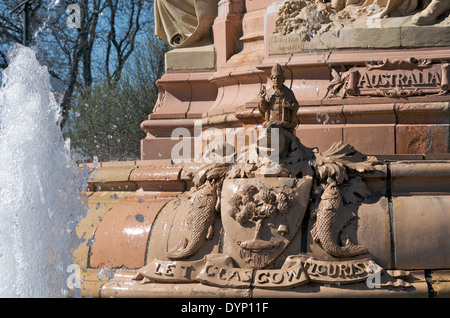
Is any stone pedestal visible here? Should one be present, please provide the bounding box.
[141,2,450,160]
[73,0,450,299]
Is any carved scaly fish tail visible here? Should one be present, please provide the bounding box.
[311,182,368,258]
[167,181,217,259]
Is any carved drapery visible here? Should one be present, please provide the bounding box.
[155,0,219,48]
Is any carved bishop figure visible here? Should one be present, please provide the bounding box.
[259,64,300,133]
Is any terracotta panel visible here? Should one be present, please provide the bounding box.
[393,196,450,270]
[208,77,240,116]
[130,165,186,192]
[326,47,450,66]
[296,124,344,153]
[150,72,192,119]
[297,105,345,125]
[141,118,196,138]
[87,166,137,192]
[354,197,392,269]
[263,1,284,60]
[395,102,450,125]
[218,74,264,115]
[88,166,134,183]
[89,196,170,269]
[390,161,450,195]
[344,124,396,155]
[130,165,182,182]
[343,104,396,124]
[79,268,112,298]
[396,124,450,154]
[141,136,194,161]
[73,191,134,268]
[425,153,450,160]
[430,270,450,298]
[165,45,216,71]
[252,271,428,298]
[342,105,396,156]
[362,165,388,197]
[187,71,218,118]
[288,66,332,102]
[240,6,266,41]
[213,6,244,68]
[246,0,274,12]
[101,270,251,298]
[135,159,173,166]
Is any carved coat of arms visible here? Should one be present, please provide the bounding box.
[135,64,414,290]
[221,177,312,269]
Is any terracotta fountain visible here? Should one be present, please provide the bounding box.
[73,0,450,298]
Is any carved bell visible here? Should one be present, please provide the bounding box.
[277,224,289,236]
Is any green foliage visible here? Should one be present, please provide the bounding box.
[64,35,170,162]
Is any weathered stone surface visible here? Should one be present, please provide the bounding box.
[393,196,450,270]
[165,43,216,71]
[390,161,450,195]
[430,270,450,298]
[396,124,450,154]
[73,191,135,268]
[269,24,450,54]
[100,270,251,298]
[87,166,137,191]
[89,196,170,269]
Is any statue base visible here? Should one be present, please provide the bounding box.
[97,268,429,298]
[165,41,216,71]
[269,21,450,54]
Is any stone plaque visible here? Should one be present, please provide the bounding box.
[327,58,449,98]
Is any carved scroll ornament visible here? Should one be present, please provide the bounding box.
[135,253,413,289]
[326,59,450,98]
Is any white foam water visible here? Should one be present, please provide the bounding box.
[0,44,88,298]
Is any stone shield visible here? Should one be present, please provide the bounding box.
[221,177,313,269]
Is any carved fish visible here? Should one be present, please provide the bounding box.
[167,181,217,259]
[310,181,368,258]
